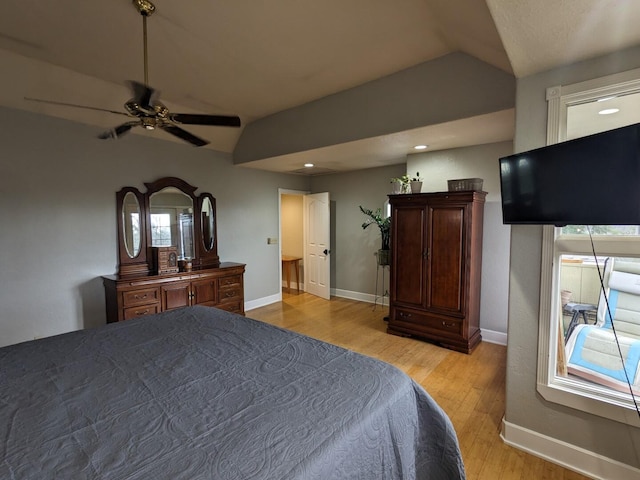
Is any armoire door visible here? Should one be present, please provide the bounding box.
[391,203,427,308]
[427,204,465,314]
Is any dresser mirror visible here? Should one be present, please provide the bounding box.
[149,187,194,259]
[122,191,141,258]
[201,194,215,251]
[115,177,219,276]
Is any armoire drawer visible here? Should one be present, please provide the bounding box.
[392,308,463,338]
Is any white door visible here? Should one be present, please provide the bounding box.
[303,192,330,299]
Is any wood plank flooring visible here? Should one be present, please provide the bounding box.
[247,293,590,480]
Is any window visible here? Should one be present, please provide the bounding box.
[150,213,172,246]
[539,70,640,425]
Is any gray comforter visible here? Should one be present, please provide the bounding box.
[1,305,465,479]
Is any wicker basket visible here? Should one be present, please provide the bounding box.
[447,178,483,191]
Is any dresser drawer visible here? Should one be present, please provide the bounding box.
[122,287,160,307]
[216,302,243,314]
[219,275,242,288]
[123,304,160,320]
[219,286,242,304]
[218,274,242,304]
[392,307,463,338]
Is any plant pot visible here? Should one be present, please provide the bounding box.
[391,182,403,194]
[410,181,423,193]
[377,249,390,266]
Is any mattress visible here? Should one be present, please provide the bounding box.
[1,305,465,479]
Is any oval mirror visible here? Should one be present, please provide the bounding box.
[122,192,141,258]
[149,187,194,259]
[202,196,215,251]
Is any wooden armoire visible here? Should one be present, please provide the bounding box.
[388,191,486,354]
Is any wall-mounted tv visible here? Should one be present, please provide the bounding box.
[499,123,640,226]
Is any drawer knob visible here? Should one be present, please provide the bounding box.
[399,312,411,318]
[136,309,149,316]
[225,291,236,298]
[442,321,456,328]
[134,294,147,300]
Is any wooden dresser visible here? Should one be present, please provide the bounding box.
[103,262,245,323]
[388,191,485,354]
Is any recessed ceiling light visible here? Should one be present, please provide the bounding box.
[598,108,619,115]
[304,163,314,168]
[414,145,428,150]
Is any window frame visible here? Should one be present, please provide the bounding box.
[537,69,640,426]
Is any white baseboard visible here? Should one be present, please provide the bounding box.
[481,328,508,346]
[333,288,389,306]
[245,293,281,312]
[501,418,640,480]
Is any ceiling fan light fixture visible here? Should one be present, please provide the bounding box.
[132,0,156,17]
[141,117,157,130]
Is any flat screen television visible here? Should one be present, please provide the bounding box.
[499,123,640,226]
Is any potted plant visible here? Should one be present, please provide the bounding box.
[390,175,410,194]
[410,172,423,193]
[359,205,391,265]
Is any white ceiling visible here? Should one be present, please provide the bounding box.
[2,0,640,173]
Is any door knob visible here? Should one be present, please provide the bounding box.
[323,249,331,255]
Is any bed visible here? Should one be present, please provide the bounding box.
[1,305,465,479]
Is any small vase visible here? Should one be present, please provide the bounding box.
[391,182,402,194]
[410,181,423,193]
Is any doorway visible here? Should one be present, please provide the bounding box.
[279,189,331,300]
[280,191,305,296]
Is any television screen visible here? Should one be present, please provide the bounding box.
[499,123,640,226]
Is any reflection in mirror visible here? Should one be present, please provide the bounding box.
[122,192,141,258]
[202,196,215,251]
[149,188,194,259]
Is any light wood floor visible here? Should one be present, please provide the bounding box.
[248,293,590,480]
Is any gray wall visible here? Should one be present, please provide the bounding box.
[235,53,515,163]
[1,106,512,350]
[506,46,640,466]
[0,107,308,347]
[311,164,406,297]
[407,141,513,336]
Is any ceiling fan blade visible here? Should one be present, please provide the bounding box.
[24,97,130,117]
[98,121,139,140]
[169,113,241,128]
[160,124,209,147]
[127,80,158,108]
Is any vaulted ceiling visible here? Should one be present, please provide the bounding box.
[2,1,640,173]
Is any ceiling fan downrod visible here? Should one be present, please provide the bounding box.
[132,0,155,85]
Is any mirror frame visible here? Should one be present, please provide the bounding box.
[116,177,219,276]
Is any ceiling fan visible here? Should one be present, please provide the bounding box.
[25,0,241,147]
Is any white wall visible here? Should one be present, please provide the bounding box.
[406,141,513,338]
[281,194,304,259]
